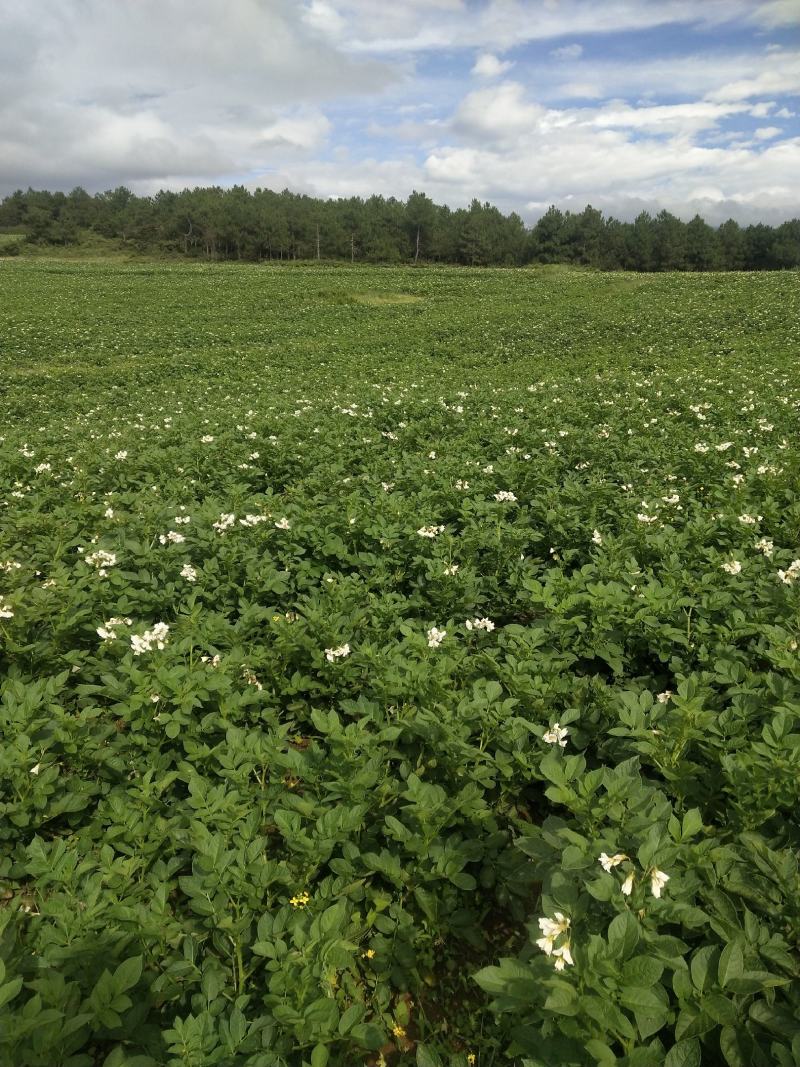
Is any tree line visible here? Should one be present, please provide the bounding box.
[1,184,798,270]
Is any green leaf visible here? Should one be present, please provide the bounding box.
[416,1044,443,1067]
[664,1038,701,1067]
[717,942,744,988]
[0,976,23,1009]
[311,1043,329,1067]
[608,911,639,960]
[618,986,666,1015]
[112,957,142,994]
[621,956,664,987]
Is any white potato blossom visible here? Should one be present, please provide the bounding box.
[200,435,215,443]
[443,564,459,576]
[275,517,291,530]
[0,597,14,619]
[325,644,351,662]
[213,513,236,533]
[649,868,670,898]
[114,450,128,460]
[722,560,742,575]
[130,623,169,655]
[592,529,603,545]
[599,852,628,872]
[637,513,658,524]
[543,723,569,747]
[427,626,446,648]
[738,514,761,525]
[180,563,198,582]
[621,871,635,896]
[417,525,445,538]
[96,616,133,641]
[777,560,800,585]
[240,514,268,527]
[465,617,495,632]
[656,690,673,703]
[104,507,115,519]
[174,515,191,524]
[754,538,774,558]
[493,490,517,502]
[159,531,186,545]
[536,912,573,969]
[85,549,117,577]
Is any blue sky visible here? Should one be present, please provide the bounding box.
[1,0,798,222]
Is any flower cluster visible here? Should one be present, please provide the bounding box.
[325,643,351,662]
[130,623,170,655]
[777,560,800,585]
[97,616,133,641]
[85,549,117,577]
[543,723,569,747]
[535,912,573,971]
[465,617,495,632]
[417,524,445,538]
[427,626,446,648]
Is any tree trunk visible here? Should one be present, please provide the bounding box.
[351,232,354,262]
[316,224,321,260]
[414,224,420,264]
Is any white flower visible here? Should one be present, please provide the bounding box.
[104,507,115,519]
[443,564,459,576]
[0,598,13,619]
[662,494,680,505]
[159,531,186,545]
[200,435,215,443]
[85,549,117,577]
[694,443,709,453]
[427,626,446,648]
[239,514,268,527]
[30,763,42,776]
[96,616,133,642]
[213,513,236,533]
[325,643,351,662]
[493,490,517,502]
[754,538,774,558]
[722,560,742,575]
[417,524,445,538]
[114,450,128,460]
[621,871,635,896]
[591,529,603,545]
[778,560,800,585]
[275,517,291,530]
[130,622,169,655]
[637,513,658,524]
[34,462,52,474]
[465,617,495,632]
[552,943,574,971]
[180,563,198,582]
[381,482,394,492]
[174,515,191,524]
[656,690,672,704]
[455,480,470,490]
[543,723,569,747]
[537,912,570,940]
[738,514,761,525]
[650,868,670,898]
[599,852,628,873]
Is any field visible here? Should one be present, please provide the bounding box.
[1,259,799,1067]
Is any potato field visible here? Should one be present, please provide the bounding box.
[1,260,799,1067]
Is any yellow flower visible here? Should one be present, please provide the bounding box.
[467,1056,476,1066]
[362,948,375,959]
[392,1024,406,1038]
[289,891,310,908]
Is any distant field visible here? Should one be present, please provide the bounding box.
[1,261,799,1067]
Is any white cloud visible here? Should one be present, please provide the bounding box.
[551,44,584,60]
[754,125,782,139]
[259,110,331,150]
[302,1,347,37]
[749,101,774,116]
[472,53,514,77]
[454,82,546,141]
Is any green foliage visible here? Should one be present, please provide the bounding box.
[0,261,798,1065]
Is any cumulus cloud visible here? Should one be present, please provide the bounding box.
[0,0,797,226]
[472,53,514,77]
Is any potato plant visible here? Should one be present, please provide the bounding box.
[0,260,798,1066]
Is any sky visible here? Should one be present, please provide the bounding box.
[1,0,799,223]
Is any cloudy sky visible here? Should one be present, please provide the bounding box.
[1,0,799,222]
